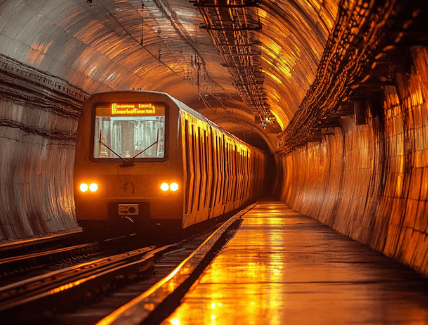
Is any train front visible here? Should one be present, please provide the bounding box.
[74,93,184,236]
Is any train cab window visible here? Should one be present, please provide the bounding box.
[93,102,166,160]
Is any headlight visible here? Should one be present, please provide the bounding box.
[160,183,169,191]
[80,183,89,192]
[160,182,179,192]
[79,182,98,192]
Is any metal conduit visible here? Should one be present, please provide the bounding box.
[193,0,273,123]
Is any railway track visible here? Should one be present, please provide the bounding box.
[0,205,249,324]
[0,243,174,322]
[0,242,99,277]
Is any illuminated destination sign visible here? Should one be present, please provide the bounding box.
[112,103,156,115]
[95,102,165,117]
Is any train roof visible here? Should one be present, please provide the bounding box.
[90,90,265,154]
[164,92,264,154]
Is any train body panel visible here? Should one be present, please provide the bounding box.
[74,91,266,236]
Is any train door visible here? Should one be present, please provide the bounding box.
[212,134,223,218]
[191,123,200,224]
[201,128,212,220]
[207,131,217,219]
[196,126,208,223]
[183,119,192,226]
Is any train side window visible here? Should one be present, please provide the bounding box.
[208,132,216,209]
[219,136,225,205]
[233,145,237,202]
[230,144,234,202]
[242,151,246,198]
[228,143,233,202]
[196,127,202,211]
[246,152,249,197]
[217,136,222,205]
[247,152,251,198]
[222,141,226,204]
[225,142,231,203]
[184,119,191,216]
[213,135,220,206]
[190,123,197,214]
[241,150,245,199]
[203,129,209,209]
[243,151,246,197]
[236,149,239,201]
[224,142,229,203]
[241,150,245,198]
[233,145,238,202]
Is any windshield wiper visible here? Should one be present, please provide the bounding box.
[122,128,161,167]
[98,132,128,163]
[98,130,161,167]
[121,139,158,167]
[155,128,160,157]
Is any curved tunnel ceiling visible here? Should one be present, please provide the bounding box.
[0,0,338,152]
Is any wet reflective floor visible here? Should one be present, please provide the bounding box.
[161,201,428,325]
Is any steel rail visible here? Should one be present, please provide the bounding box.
[98,203,257,325]
[0,242,98,272]
[0,244,175,314]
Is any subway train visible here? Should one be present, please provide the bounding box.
[73,91,266,237]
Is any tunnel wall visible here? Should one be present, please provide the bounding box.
[280,46,428,276]
[0,98,78,240]
[0,55,85,241]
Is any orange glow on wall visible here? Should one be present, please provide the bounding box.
[263,69,284,85]
[270,110,285,130]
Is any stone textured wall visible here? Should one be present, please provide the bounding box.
[0,55,85,242]
[0,98,79,241]
[280,46,428,276]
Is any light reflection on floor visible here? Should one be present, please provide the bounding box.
[161,201,428,325]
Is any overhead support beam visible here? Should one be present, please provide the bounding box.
[191,2,259,8]
[222,52,262,57]
[217,42,261,47]
[200,24,262,31]
[234,81,264,86]
[220,63,262,69]
[195,0,275,123]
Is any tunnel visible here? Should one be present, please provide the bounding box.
[0,0,427,278]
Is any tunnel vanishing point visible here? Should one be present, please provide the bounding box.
[0,0,427,276]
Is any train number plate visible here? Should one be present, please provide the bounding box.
[118,204,139,216]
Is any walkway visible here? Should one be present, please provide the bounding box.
[161,201,428,325]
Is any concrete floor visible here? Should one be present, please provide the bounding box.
[161,201,428,325]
